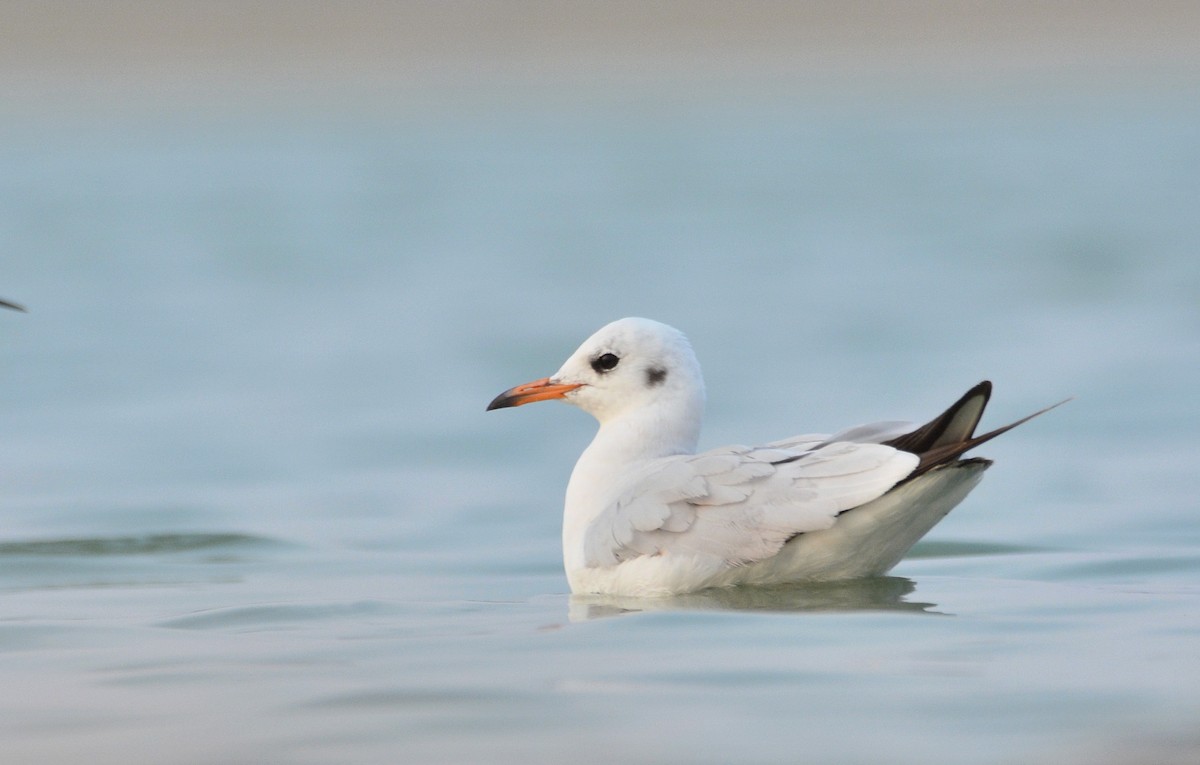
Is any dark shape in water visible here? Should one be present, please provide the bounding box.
[0,533,275,557]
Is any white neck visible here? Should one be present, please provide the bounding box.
[561,392,704,573]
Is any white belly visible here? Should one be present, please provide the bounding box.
[566,460,989,597]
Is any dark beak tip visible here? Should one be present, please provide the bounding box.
[486,393,513,412]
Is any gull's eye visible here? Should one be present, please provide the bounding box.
[591,353,620,374]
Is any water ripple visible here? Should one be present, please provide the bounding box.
[0,533,286,557]
[158,600,397,631]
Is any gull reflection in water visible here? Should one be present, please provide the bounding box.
[569,576,943,621]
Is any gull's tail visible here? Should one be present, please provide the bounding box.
[884,381,1070,479]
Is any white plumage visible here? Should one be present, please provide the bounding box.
[488,317,1061,597]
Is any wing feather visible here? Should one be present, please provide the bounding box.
[584,439,919,568]
[764,433,827,450]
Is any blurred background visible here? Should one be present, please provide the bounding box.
[1,3,1198,764]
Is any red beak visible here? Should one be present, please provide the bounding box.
[487,377,582,411]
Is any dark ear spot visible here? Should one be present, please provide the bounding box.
[646,367,668,387]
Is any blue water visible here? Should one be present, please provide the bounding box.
[2,84,1198,764]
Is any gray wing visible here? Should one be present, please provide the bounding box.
[583,438,920,568]
[764,420,915,450]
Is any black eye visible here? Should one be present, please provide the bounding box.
[591,353,620,373]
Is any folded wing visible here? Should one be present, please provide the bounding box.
[583,440,919,568]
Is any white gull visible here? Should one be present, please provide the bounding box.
[488,317,1064,597]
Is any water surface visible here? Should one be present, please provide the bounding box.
[1,76,1198,764]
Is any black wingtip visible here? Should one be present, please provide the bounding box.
[883,380,993,455]
[908,394,1072,478]
[0,298,27,312]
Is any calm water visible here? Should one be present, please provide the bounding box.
[2,85,1198,764]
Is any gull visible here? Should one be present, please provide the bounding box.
[488,317,1065,597]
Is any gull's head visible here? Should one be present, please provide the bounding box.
[487,317,706,426]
